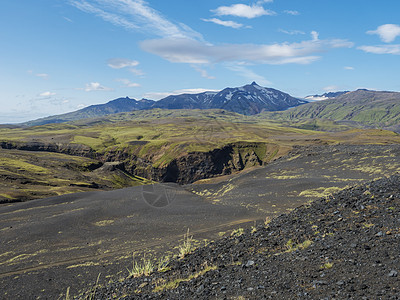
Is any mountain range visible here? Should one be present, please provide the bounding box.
[152,82,306,114]
[20,83,400,131]
[23,82,306,126]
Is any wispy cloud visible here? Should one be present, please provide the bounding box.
[344,66,354,70]
[191,65,215,79]
[256,0,273,4]
[70,0,140,31]
[39,91,56,97]
[108,58,139,69]
[129,68,145,76]
[28,70,49,79]
[284,10,300,16]
[36,73,49,79]
[143,88,219,100]
[202,18,248,29]
[367,24,400,43]
[70,0,203,40]
[116,78,141,87]
[211,3,276,19]
[108,58,144,76]
[279,29,305,35]
[358,44,400,55]
[226,64,271,85]
[79,82,114,92]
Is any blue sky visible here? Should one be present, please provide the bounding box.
[1,0,400,123]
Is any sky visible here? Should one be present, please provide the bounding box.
[1,0,400,123]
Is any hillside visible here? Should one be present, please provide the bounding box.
[273,89,400,130]
[2,109,400,202]
[90,174,400,299]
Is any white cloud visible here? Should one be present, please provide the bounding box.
[70,0,140,31]
[107,58,144,76]
[140,35,352,65]
[39,91,56,97]
[226,64,271,86]
[77,104,86,109]
[27,70,49,79]
[81,82,114,92]
[202,18,247,29]
[279,29,305,35]
[284,10,300,16]
[367,24,400,43]
[108,58,139,69]
[191,65,215,79]
[211,4,276,19]
[304,95,329,102]
[311,31,319,41]
[323,85,340,92]
[70,0,203,40]
[116,78,141,87]
[344,66,354,70]
[143,88,219,100]
[129,68,145,76]
[36,73,49,79]
[71,0,354,79]
[358,44,400,55]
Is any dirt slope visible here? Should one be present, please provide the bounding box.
[94,175,400,299]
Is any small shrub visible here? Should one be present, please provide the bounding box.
[285,239,295,252]
[86,273,101,300]
[157,256,170,272]
[285,239,312,253]
[321,262,334,269]
[251,221,257,234]
[231,228,244,237]
[153,263,217,293]
[127,254,154,278]
[65,287,70,300]
[179,229,194,258]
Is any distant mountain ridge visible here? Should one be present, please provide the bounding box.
[278,89,400,130]
[22,82,306,126]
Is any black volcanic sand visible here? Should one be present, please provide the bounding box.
[95,175,400,299]
[0,185,255,299]
[1,144,400,299]
[189,144,400,215]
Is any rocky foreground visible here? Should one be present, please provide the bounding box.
[87,175,400,299]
